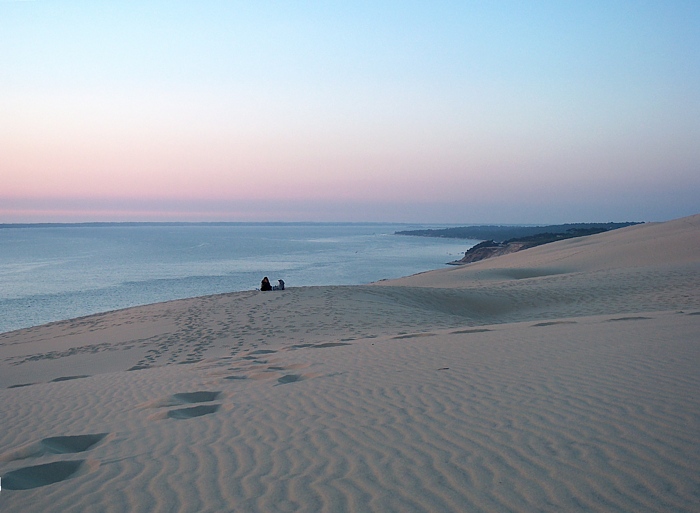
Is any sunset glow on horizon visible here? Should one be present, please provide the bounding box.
[2,1,699,224]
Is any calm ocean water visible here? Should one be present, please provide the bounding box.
[0,223,476,334]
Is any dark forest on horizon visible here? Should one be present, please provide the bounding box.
[396,222,641,243]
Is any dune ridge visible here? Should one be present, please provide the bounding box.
[0,215,698,512]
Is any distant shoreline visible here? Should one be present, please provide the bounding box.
[396,222,642,242]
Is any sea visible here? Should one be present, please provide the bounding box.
[0,223,477,334]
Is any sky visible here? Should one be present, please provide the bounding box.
[1,1,699,224]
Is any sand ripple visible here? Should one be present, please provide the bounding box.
[1,311,698,512]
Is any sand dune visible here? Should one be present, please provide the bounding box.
[384,214,700,287]
[1,215,698,512]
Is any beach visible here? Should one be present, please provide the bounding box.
[1,215,699,512]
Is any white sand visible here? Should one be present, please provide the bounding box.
[1,215,699,512]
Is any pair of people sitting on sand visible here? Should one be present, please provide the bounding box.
[260,277,284,291]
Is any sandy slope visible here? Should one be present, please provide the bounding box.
[0,215,698,512]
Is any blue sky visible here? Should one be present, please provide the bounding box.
[2,1,699,223]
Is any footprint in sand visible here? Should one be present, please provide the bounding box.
[50,375,90,382]
[274,368,325,385]
[0,433,108,462]
[312,342,352,348]
[451,328,492,334]
[39,434,106,454]
[172,391,221,403]
[144,390,223,420]
[277,374,304,385]
[1,434,108,490]
[141,390,221,409]
[221,353,316,382]
[218,342,345,385]
[5,375,91,386]
[2,460,85,490]
[288,343,314,350]
[531,321,578,327]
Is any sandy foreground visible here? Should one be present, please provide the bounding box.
[1,215,699,512]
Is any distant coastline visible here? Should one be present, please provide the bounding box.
[397,222,642,264]
[396,222,641,241]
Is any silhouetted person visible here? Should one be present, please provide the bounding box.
[260,277,272,291]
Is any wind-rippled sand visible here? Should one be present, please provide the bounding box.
[1,215,699,512]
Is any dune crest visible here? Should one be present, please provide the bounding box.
[382,213,700,288]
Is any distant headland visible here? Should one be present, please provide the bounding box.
[396,222,642,264]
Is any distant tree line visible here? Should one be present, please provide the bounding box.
[396,222,641,243]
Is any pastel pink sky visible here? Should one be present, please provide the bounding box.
[2,2,699,223]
